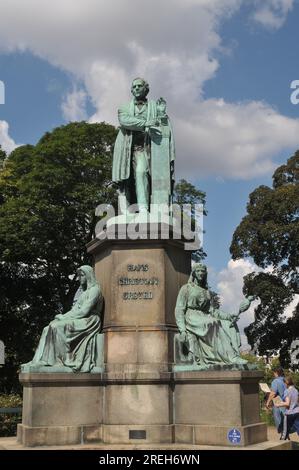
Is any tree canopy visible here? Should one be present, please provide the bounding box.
[173,178,206,262]
[0,146,6,170]
[230,152,299,364]
[0,122,117,391]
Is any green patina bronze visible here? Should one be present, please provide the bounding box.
[21,265,104,373]
[174,263,255,371]
[112,78,175,213]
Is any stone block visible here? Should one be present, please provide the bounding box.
[104,383,172,425]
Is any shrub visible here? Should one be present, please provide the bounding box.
[0,394,22,437]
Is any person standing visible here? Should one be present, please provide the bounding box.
[275,376,299,440]
[266,367,286,433]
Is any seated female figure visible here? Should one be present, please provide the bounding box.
[21,265,103,373]
[175,263,253,368]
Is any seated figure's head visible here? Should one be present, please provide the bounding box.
[77,265,97,289]
[131,78,149,100]
[190,263,208,287]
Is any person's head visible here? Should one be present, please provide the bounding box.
[131,78,149,100]
[284,376,294,388]
[77,265,97,289]
[273,366,284,378]
[190,263,208,287]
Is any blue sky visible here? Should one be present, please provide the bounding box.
[201,1,297,268]
[203,2,299,274]
[0,0,298,321]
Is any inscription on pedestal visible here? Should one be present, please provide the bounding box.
[123,292,153,300]
[119,264,160,301]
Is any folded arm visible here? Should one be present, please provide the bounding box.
[118,107,147,131]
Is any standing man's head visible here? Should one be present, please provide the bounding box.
[273,366,284,378]
[131,78,149,101]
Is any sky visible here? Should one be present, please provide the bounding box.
[0,0,298,344]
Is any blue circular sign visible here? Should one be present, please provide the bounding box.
[227,428,241,444]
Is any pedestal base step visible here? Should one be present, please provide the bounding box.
[18,423,267,447]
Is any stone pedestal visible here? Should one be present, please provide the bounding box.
[18,369,267,447]
[89,235,190,444]
[88,235,191,373]
[17,373,104,446]
[174,370,267,446]
[18,233,268,447]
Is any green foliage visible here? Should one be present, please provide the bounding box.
[174,179,206,208]
[0,413,21,437]
[0,146,6,167]
[230,152,299,364]
[240,352,266,372]
[0,394,22,437]
[173,179,206,262]
[0,122,118,392]
[0,146,6,175]
[0,394,22,407]
[240,358,299,427]
[231,152,299,276]
[260,408,275,427]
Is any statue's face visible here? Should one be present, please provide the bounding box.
[131,79,147,100]
[78,270,87,287]
[193,265,207,283]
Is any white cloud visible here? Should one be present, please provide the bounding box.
[0,121,19,154]
[175,99,299,179]
[214,259,299,347]
[284,294,299,319]
[215,259,260,346]
[61,87,88,122]
[0,0,297,178]
[252,0,294,29]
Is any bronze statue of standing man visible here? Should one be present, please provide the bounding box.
[112,78,175,213]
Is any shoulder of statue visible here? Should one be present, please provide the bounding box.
[178,283,189,296]
[88,285,101,298]
[118,102,132,112]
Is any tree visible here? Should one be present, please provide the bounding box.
[0,146,6,170]
[230,152,299,364]
[0,122,117,391]
[173,179,206,262]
